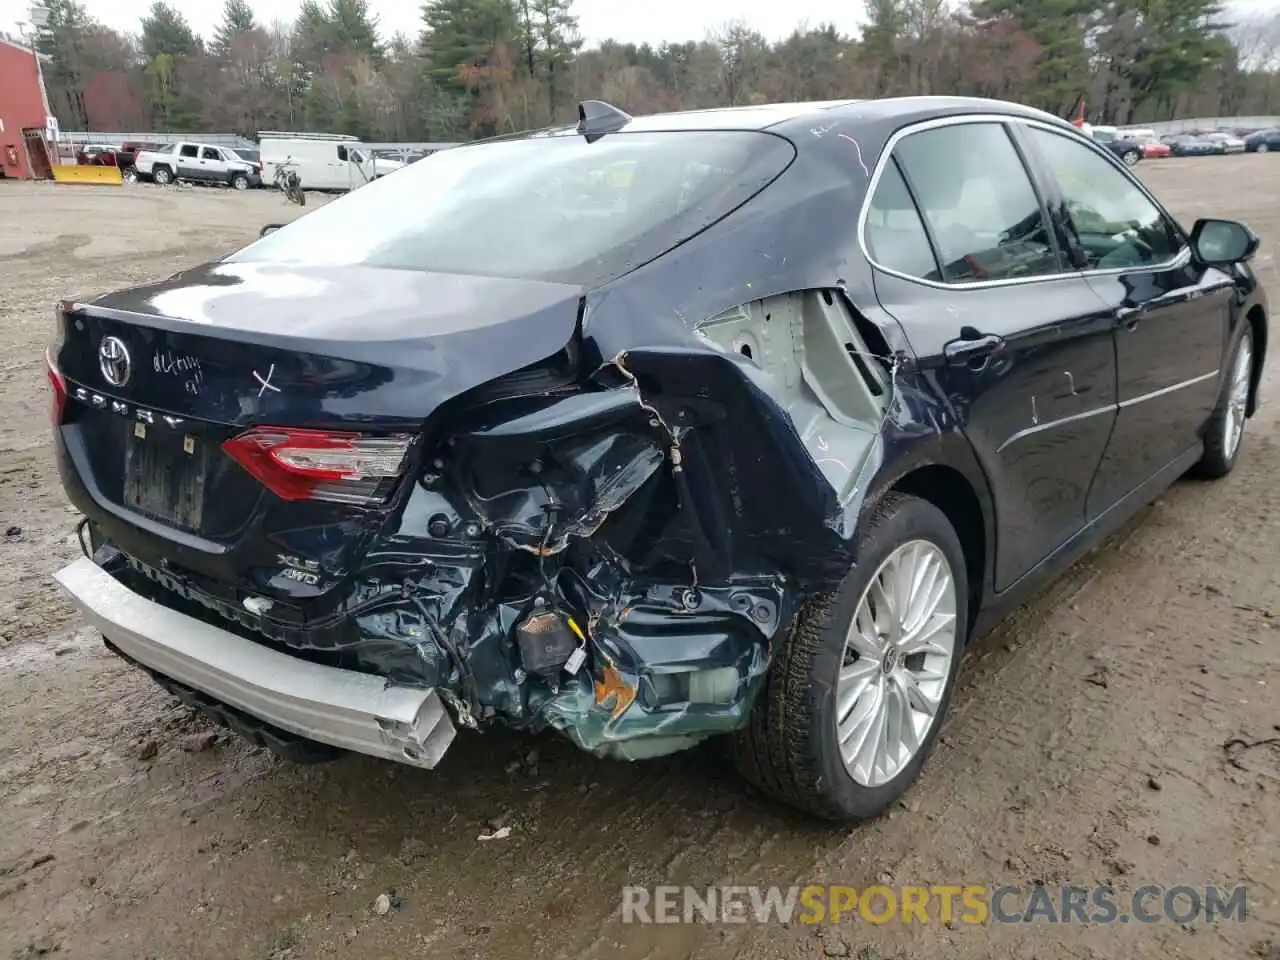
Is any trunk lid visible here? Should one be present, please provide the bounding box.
[54,261,583,604]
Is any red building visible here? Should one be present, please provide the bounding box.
[0,35,54,180]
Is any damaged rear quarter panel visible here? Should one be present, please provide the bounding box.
[276,115,981,760]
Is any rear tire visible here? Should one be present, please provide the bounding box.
[1193,327,1254,479]
[1259,143,1270,154]
[730,493,967,821]
[1123,150,1140,166]
[153,166,172,185]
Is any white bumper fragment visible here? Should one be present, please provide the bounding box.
[54,558,456,768]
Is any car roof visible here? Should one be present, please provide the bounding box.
[613,96,1065,135]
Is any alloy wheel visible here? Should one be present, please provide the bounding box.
[1224,336,1252,460]
[835,540,958,787]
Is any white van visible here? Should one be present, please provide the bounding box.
[1119,127,1158,142]
[258,131,404,192]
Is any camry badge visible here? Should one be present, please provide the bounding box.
[99,336,132,387]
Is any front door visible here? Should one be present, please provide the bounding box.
[201,146,227,183]
[1020,126,1235,514]
[865,119,1118,591]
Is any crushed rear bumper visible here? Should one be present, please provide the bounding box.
[53,557,456,768]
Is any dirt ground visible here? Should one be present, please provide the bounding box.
[0,166,1277,960]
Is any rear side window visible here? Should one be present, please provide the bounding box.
[893,123,1062,284]
[232,131,796,285]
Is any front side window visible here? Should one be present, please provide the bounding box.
[233,130,795,285]
[201,147,221,160]
[893,123,1062,284]
[1026,128,1183,270]
[179,144,198,158]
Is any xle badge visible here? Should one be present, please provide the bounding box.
[183,436,195,455]
[134,423,146,439]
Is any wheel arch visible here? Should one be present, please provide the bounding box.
[863,437,996,641]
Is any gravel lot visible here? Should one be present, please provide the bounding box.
[0,167,1277,960]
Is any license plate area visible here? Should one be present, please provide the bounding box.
[122,423,210,532]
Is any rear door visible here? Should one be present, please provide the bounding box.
[176,143,201,180]
[866,118,1119,591]
[1020,126,1235,515]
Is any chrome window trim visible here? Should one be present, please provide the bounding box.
[994,369,1219,454]
[857,113,1192,292]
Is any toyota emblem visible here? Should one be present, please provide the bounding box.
[98,336,132,387]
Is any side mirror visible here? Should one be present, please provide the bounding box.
[337,145,348,162]
[1190,218,1259,266]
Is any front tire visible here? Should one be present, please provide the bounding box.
[231,173,249,191]
[1193,327,1254,479]
[731,493,967,821]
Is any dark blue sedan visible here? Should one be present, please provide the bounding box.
[48,97,1269,822]
[1245,128,1280,153]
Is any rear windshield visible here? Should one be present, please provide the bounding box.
[231,130,795,285]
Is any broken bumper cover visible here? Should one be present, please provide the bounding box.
[54,557,456,768]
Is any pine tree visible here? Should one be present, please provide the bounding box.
[326,0,384,64]
[139,1,202,60]
[211,0,256,56]
[969,0,1093,114]
[35,0,95,128]
[532,0,581,115]
[420,0,521,91]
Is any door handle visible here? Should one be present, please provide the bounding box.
[944,333,1005,369]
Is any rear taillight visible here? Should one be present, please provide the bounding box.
[46,348,67,425]
[222,426,414,504]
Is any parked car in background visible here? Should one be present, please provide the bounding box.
[134,142,261,190]
[1118,127,1157,143]
[259,132,405,192]
[1203,132,1246,154]
[48,96,1268,823]
[1124,132,1171,159]
[229,148,265,185]
[1139,140,1171,159]
[1165,135,1221,157]
[115,142,162,182]
[75,144,118,166]
[1245,128,1280,153]
[1089,126,1144,165]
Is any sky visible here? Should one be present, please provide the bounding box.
[1,0,1278,47]
[1,0,866,46]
